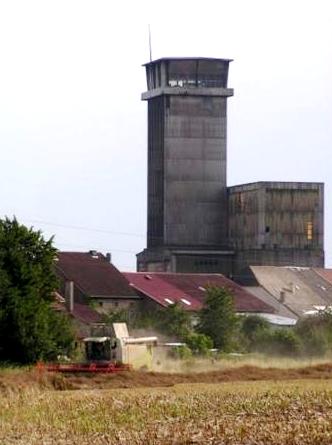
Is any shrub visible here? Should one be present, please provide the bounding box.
[240,315,271,351]
[185,333,213,356]
[301,329,329,357]
[172,345,193,360]
[241,315,270,342]
[255,329,301,356]
[295,314,332,357]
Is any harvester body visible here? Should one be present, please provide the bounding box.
[41,323,157,373]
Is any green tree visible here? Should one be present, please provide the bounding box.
[197,286,239,351]
[158,303,192,340]
[0,217,74,364]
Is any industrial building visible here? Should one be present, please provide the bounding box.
[229,182,324,282]
[137,57,324,282]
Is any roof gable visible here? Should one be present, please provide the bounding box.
[56,252,137,298]
[250,266,332,317]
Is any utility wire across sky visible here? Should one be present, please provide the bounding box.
[21,218,145,239]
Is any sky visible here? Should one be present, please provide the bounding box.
[0,0,331,271]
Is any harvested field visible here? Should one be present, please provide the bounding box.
[2,362,332,444]
[1,362,332,392]
[2,379,332,444]
[63,362,332,389]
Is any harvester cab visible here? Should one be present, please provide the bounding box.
[84,336,115,362]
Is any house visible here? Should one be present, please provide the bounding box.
[249,266,332,317]
[243,286,298,321]
[55,251,139,312]
[123,272,274,315]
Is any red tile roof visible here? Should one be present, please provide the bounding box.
[56,252,137,298]
[314,268,332,286]
[52,298,102,325]
[123,272,273,313]
[71,303,103,324]
[124,273,202,311]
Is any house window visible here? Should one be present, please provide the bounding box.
[306,222,313,240]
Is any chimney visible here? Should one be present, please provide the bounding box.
[106,252,112,263]
[65,281,74,313]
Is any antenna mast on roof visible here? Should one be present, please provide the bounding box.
[148,24,152,62]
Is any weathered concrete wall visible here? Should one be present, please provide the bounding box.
[136,246,234,275]
[233,249,325,284]
[228,182,325,283]
[164,95,228,246]
[228,182,324,251]
[264,187,324,249]
[173,252,233,275]
[147,97,165,248]
[144,58,232,250]
[228,185,263,249]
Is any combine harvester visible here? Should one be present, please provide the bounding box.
[41,323,158,373]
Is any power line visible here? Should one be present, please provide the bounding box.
[22,218,145,239]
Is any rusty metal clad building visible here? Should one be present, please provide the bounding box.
[137,58,234,273]
[228,182,324,283]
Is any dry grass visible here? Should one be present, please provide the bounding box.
[2,360,332,444]
[1,380,332,444]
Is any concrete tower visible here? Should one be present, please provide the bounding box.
[137,57,234,273]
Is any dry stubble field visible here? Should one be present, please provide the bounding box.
[1,365,332,444]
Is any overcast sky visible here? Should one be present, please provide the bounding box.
[0,0,331,271]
